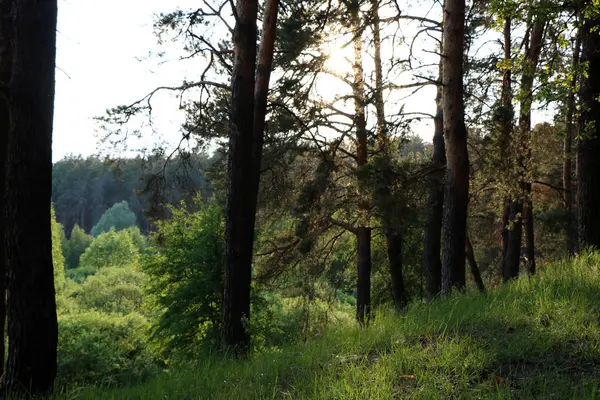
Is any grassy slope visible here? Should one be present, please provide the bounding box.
[62,253,600,399]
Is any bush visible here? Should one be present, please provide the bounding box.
[79,229,140,273]
[70,266,145,315]
[64,224,93,269]
[143,199,223,355]
[57,311,160,388]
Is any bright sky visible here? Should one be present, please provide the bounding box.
[53,0,554,163]
[54,0,199,161]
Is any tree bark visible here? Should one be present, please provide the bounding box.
[505,20,544,281]
[499,17,512,275]
[222,0,258,353]
[577,8,600,249]
[441,0,469,294]
[465,234,485,292]
[424,52,445,301]
[0,0,11,380]
[372,0,406,309]
[564,26,581,254]
[356,227,372,325]
[350,0,372,324]
[2,0,58,394]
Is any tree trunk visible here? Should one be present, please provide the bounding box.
[441,0,469,294]
[0,0,11,380]
[350,0,372,324]
[372,0,406,309]
[222,0,258,353]
[2,0,58,394]
[577,9,600,249]
[499,17,513,275]
[424,53,445,301]
[356,227,372,325]
[465,234,485,292]
[252,0,278,192]
[564,26,581,254]
[505,20,544,281]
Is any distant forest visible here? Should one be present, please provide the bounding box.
[52,153,217,235]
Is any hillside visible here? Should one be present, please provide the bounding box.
[57,253,600,399]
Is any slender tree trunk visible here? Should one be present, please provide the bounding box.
[2,0,58,394]
[0,0,11,380]
[564,26,581,254]
[372,0,406,309]
[252,0,278,190]
[499,17,513,275]
[350,0,372,325]
[505,20,544,281]
[465,234,485,292]
[578,9,600,249]
[441,0,469,294]
[356,227,372,324]
[222,0,258,353]
[424,53,445,301]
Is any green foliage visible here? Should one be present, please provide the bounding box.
[52,205,66,295]
[79,229,140,274]
[143,199,224,354]
[57,311,159,388]
[55,252,600,399]
[91,200,138,237]
[64,224,93,269]
[70,266,145,315]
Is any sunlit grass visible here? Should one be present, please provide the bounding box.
[56,251,600,399]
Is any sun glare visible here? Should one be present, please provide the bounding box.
[322,38,354,75]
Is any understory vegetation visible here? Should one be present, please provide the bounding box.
[53,251,600,399]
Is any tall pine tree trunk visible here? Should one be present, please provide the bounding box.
[0,0,11,380]
[499,16,513,276]
[441,0,469,294]
[2,0,58,394]
[505,20,544,281]
[350,0,372,325]
[577,7,600,249]
[222,0,258,353]
[372,0,406,309]
[564,26,581,254]
[424,53,445,301]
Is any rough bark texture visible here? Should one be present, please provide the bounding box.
[251,0,278,187]
[499,17,512,275]
[0,0,11,380]
[372,0,406,309]
[564,27,581,254]
[350,0,371,324]
[424,55,445,301]
[441,0,469,294]
[222,0,258,353]
[505,20,544,281]
[2,0,58,394]
[465,234,485,292]
[577,10,600,249]
[356,227,372,324]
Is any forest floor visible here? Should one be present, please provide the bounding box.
[58,253,600,399]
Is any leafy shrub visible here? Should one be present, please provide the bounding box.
[52,204,66,294]
[64,223,93,269]
[143,199,223,355]
[91,200,138,237]
[70,266,145,314]
[79,229,140,273]
[57,311,159,388]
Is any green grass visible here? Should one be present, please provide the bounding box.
[58,252,600,399]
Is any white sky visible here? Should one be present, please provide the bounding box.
[53,0,554,162]
[54,0,199,161]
